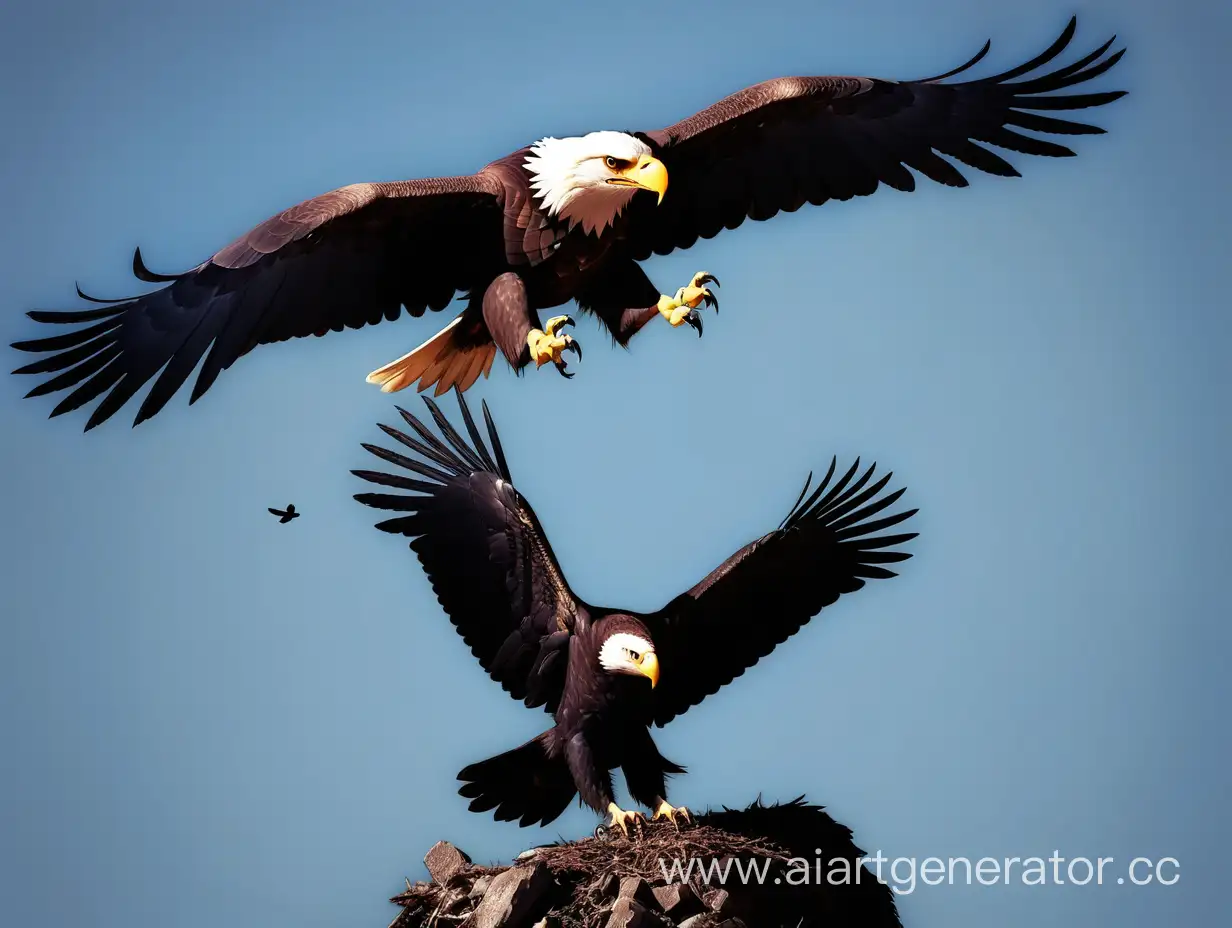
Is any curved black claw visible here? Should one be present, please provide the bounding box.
[696,273,720,289]
[684,309,703,337]
[556,315,576,333]
[701,290,719,313]
[554,358,575,379]
[565,337,582,362]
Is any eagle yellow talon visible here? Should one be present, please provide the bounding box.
[652,799,693,827]
[607,802,647,837]
[657,272,719,336]
[527,315,582,378]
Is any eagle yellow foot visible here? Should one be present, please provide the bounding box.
[607,802,648,838]
[652,799,693,827]
[657,272,720,336]
[527,315,582,379]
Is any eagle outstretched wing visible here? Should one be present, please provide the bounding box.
[12,176,504,430]
[645,459,918,726]
[353,391,579,713]
[623,16,1125,259]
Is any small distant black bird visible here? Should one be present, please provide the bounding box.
[353,391,918,834]
[268,504,300,524]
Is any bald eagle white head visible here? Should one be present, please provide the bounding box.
[525,131,669,236]
[598,630,659,688]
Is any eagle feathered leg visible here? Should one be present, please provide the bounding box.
[526,315,582,379]
[565,732,649,838]
[623,728,690,830]
[656,272,720,336]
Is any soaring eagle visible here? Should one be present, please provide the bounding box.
[352,392,918,832]
[12,17,1123,431]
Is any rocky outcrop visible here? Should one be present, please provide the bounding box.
[386,797,903,928]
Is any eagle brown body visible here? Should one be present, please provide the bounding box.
[11,18,1125,430]
[353,392,918,830]
[473,614,686,828]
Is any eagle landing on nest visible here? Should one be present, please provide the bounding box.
[352,391,918,833]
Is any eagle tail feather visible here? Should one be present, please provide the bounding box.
[457,730,577,828]
[365,315,495,395]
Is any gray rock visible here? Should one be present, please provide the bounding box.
[652,883,704,917]
[702,888,731,915]
[617,876,660,910]
[423,841,471,884]
[470,863,555,928]
[468,875,492,900]
[604,898,665,928]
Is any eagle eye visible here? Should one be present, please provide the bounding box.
[626,648,640,662]
[605,156,623,170]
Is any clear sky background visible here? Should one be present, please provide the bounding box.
[0,1,1226,925]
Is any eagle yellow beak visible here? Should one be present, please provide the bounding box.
[637,651,660,689]
[610,155,668,204]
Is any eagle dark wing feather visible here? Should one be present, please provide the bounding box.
[624,16,1124,259]
[645,459,918,726]
[352,391,579,713]
[12,176,504,430]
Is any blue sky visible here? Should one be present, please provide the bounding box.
[0,0,1226,925]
